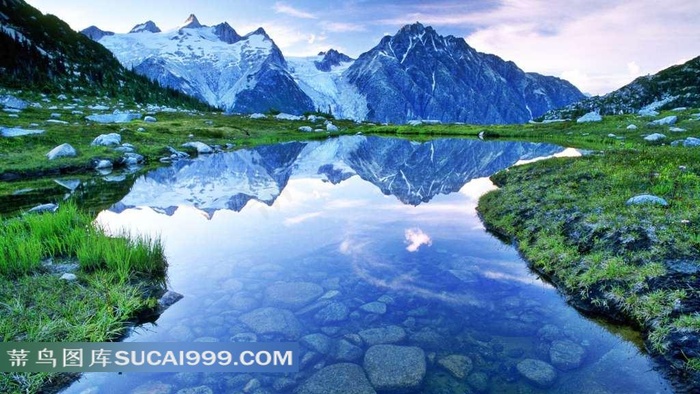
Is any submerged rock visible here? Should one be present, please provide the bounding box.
[239,307,302,339]
[549,339,585,370]
[363,345,426,391]
[264,282,323,310]
[296,363,376,394]
[517,359,557,388]
[314,302,350,324]
[437,354,473,379]
[359,301,387,314]
[358,325,406,346]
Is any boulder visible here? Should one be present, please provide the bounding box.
[437,354,473,379]
[314,302,350,324]
[275,113,304,121]
[638,108,659,117]
[46,143,77,160]
[264,282,323,310]
[0,127,44,137]
[122,153,145,166]
[549,339,585,371]
[299,126,314,132]
[363,345,426,391]
[86,111,141,123]
[249,113,267,119]
[332,339,364,362]
[91,133,122,147]
[643,133,666,142]
[239,307,302,339]
[181,141,213,154]
[648,116,677,126]
[358,325,406,346]
[300,333,333,355]
[626,194,668,206]
[60,273,77,281]
[683,137,700,147]
[94,159,113,170]
[326,123,339,132]
[516,358,557,388]
[576,111,602,123]
[0,95,29,110]
[626,124,638,130]
[296,363,376,394]
[144,115,157,123]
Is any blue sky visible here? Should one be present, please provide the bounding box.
[25,0,700,95]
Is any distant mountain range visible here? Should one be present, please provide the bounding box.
[543,56,700,120]
[111,136,564,217]
[80,15,584,124]
[0,0,211,110]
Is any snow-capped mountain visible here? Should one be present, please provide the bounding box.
[112,136,564,216]
[345,23,584,124]
[83,17,583,123]
[87,15,313,114]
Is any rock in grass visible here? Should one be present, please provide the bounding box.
[299,126,313,132]
[91,133,122,147]
[516,358,557,388]
[144,115,157,123]
[626,194,668,206]
[363,345,426,391]
[326,123,339,132]
[683,137,700,147]
[249,113,266,119]
[60,273,77,281]
[46,143,76,160]
[626,124,638,130]
[669,127,686,132]
[648,116,677,126]
[644,133,666,142]
[94,159,113,169]
[182,141,213,154]
[576,111,602,123]
[296,363,376,394]
[27,203,59,214]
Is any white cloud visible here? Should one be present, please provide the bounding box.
[273,2,317,19]
[404,227,432,252]
[322,21,366,33]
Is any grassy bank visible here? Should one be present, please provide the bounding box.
[0,203,167,393]
[477,134,700,385]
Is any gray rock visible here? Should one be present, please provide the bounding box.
[644,133,666,142]
[299,126,314,132]
[649,115,677,126]
[264,282,323,310]
[549,339,585,371]
[250,113,267,119]
[182,141,214,154]
[296,363,376,394]
[332,339,364,362]
[363,345,426,391]
[123,153,145,166]
[326,123,339,132]
[314,302,350,324]
[626,194,668,206]
[94,159,113,169]
[516,358,557,388]
[144,115,157,123]
[46,143,77,160]
[301,333,333,355]
[683,137,700,147]
[27,203,59,214]
[576,111,602,123]
[626,124,638,130]
[359,302,386,314]
[60,273,77,281]
[86,112,141,123]
[158,291,184,312]
[239,307,303,339]
[437,354,473,379]
[358,325,406,346]
[0,127,44,137]
[0,95,29,110]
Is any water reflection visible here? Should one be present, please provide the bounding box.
[65,136,671,393]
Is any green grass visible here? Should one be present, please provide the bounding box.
[0,202,166,393]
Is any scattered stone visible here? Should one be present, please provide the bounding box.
[669,127,686,132]
[301,333,333,355]
[0,127,44,137]
[359,302,386,314]
[249,113,267,119]
[91,133,122,147]
[264,282,323,310]
[314,302,350,324]
[549,339,585,371]
[94,159,113,170]
[648,116,677,126]
[296,363,376,394]
[326,123,339,132]
[358,325,406,346]
[643,133,666,142]
[46,143,76,160]
[299,126,314,132]
[626,124,638,130]
[576,111,602,123]
[683,137,700,147]
[132,382,174,394]
[364,345,426,392]
[437,354,473,379]
[275,113,304,121]
[144,115,157,123]
[182,141,214,154]
[239,307,303,339]
[626,194,668,206]
[516,359,557,388]
[60,273,77,281]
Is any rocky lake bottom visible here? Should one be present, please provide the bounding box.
[61,137,673,393]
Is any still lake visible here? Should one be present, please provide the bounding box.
[64,136,672,393]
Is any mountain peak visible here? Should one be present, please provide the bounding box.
[315,49,353,72]
[129,20,161,34]
[245,27,270,39]
[213,22,241,44]
[181,14,203,29]
[80,25,114,41]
